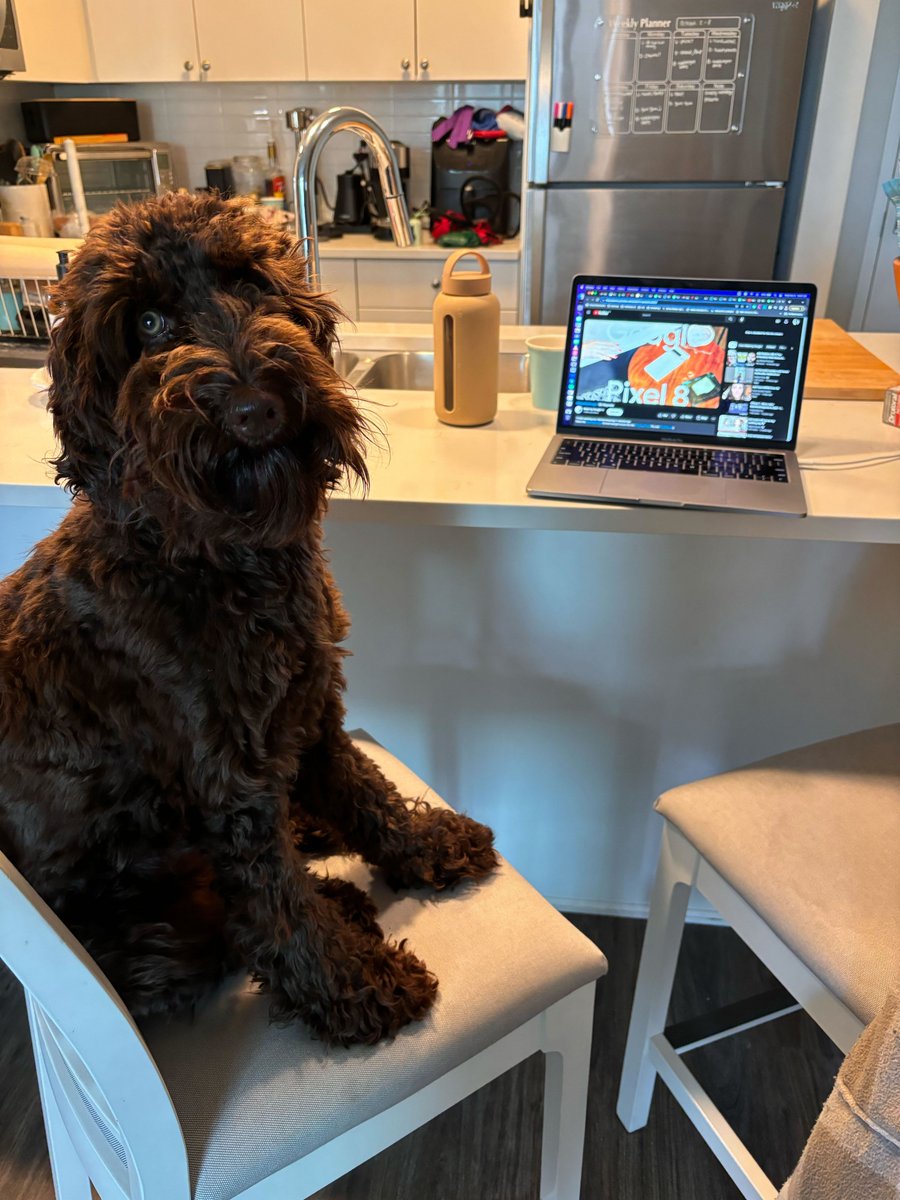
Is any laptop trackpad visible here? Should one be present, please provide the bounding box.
[599,473,728,508]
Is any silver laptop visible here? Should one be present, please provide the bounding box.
[527,275,817,516]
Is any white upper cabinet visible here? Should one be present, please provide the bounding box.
[83,0,526,85]
[86,0,307,83]
[85,0,200,82]
[15,0,95,83]
[415,0,529,81]
[304,0,527,82]
[192,0,307,82]
[304,0,415,82]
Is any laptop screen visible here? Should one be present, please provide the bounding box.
[559,277,816,450]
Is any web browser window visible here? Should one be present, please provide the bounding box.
[560,280,815,448]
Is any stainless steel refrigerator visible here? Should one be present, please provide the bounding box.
[522,0,814,323]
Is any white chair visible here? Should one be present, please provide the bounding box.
[0,731,607,1200]
[617,723,900,1200]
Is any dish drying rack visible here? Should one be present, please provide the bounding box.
[0,236,80,351]
[0,274,54,341]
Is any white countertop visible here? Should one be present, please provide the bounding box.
[319,233,520,261]
[3,327,900,543]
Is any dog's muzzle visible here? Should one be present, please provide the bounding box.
[222,387,287,448]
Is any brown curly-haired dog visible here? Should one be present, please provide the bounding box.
[0,192,497,1046]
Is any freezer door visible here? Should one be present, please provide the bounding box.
[535,0,813,184]
[529,184,785,324]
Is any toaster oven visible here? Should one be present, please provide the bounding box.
[49,142,176,216]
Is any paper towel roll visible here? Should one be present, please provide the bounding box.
[0,185,54,238]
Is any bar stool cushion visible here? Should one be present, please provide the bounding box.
[142,731,607,1200]
[656,723,900,1028]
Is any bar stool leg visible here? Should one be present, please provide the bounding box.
[617,822,699,1132]
[27,998,92,1200]
[539,981,597,1200]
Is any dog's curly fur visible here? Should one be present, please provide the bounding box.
[0,193,497,1046]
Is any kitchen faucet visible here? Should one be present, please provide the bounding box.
[293,106,412,285]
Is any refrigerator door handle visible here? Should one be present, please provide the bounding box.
[525,0,554,185]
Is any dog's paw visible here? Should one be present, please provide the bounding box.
[290,814,349,857]
[383,807,499,892]
[274,936,438,1046]
[314,876,383,938]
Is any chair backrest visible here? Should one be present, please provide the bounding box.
[0,849,191,1200]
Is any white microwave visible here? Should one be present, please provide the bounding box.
[0,0,25,77]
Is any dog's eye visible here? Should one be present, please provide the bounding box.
[138,310,169,339]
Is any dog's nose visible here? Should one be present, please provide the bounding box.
[224,391,286,445]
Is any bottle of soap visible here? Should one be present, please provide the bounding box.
[433,249,500,427]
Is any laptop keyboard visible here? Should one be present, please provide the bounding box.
[552,439,789,482]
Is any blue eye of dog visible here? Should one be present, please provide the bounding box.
[138,310,169,338]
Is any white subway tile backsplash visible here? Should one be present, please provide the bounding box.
[49,79,524,216]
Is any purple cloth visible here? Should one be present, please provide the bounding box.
[432,105,475,149]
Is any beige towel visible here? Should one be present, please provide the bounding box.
[779,990,900,1199]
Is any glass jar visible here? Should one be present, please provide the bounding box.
[231,155,266,200]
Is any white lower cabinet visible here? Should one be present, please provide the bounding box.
[319,260,359,322]
[356,258,518,314]
[359,306,520,325]
[318,256,519,326]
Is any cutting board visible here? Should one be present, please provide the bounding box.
[805,319,899,400]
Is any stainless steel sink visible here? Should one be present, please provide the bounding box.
[353,351,530,392]
[333,349,359,377]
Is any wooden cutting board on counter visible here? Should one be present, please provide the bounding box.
[804,319,899,400]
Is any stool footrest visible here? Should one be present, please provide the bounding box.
[648,1034,779,1200]
[666,984,801,1055]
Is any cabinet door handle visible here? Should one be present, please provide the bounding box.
[183,60,194,71]
[419,59,430,70]
[201,60,211,72]
[431,277,441,289]
[401,58,410,70]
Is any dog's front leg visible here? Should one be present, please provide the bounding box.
[299,724,498,892]
[206,795,436,1044]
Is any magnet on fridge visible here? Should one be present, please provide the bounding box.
[550,100,573,152]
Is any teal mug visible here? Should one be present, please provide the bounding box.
[526,334,566,410]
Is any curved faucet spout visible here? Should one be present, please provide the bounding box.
[293,106,412,285]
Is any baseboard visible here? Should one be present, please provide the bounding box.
[549,896,727,926]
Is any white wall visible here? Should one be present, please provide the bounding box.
[326,522,900,918]
[54,79,525,218]
[0,79,55,145]
[790,0,885,310]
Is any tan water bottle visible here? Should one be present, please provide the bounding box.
[433,249,500,426]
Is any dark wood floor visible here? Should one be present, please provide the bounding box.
[0,915,841,1200]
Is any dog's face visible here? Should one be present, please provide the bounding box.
[48,193,368,549]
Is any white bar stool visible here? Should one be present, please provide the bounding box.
[0,731,607,1200]
[617,723,900,1200]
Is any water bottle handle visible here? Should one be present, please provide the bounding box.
[441,248,492,291]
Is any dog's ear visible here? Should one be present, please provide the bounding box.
[322,389,371,494]
[47,240,134,500]
[297,284,342,358]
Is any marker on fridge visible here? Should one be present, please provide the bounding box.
[551,100,573,153]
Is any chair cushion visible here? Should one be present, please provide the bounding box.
[656,723,900,1026]
[142,732,607,1200]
